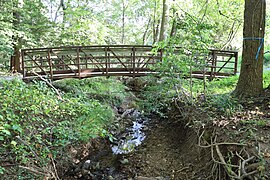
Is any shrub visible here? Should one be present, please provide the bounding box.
[53,77,129,106]
[0,79,114,177]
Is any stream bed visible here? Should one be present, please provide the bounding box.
[111,109,148,154]
[63,108,152,179]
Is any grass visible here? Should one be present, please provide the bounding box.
[188,70,270,95]
[240,119,269,127]
[140,69,270,117]
[263,70,270,88]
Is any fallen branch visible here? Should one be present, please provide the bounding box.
[240,170,258,180]
[200,142,246,148]
[210,140,239,168]
[176,166,190,173]
[19,165,51,178]
[235,151,245,161]
[50,156,60,180]
[31,71,63,100]
[15,136,40,161]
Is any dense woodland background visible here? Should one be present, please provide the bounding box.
[0,0,269,67]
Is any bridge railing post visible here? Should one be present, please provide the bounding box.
[48,49,53,80]
[210,50,217,80]
[21,50,25,78]
[105,47,108,76]
[234,52,238,75]
[76,48,81,78]
[132,47,135,77]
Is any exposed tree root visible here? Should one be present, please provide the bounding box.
[198,130,263,179]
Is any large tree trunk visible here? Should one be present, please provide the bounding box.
[234,0,266,98]
[159,0,170,42]
[143,18,151,45]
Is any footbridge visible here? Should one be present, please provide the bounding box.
[16,45,238,80]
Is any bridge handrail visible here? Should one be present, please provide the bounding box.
[19,45,238,80]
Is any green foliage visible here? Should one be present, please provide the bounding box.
[264,45,270,65]
[138,77,175,116]
[0,79,114,176]
[264,52,270,64]
[205,94,242,116]
[20,0,53,47]
[263,71,270,88]
[0,1,14,65]
[153,44,195,78]
[57,6,109,45]
[139,74,239,117]
[240,119,268,127]
[0,0,53,67]
[206,76,239,94]
[0,166,4,174]
[53,77,129,106]
[171,0,244,49]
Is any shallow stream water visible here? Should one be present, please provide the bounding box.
[111,109,148,154]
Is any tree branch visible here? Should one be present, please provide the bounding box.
[15,136,40,161]
[31,71,63,101]
[18,165,51,177]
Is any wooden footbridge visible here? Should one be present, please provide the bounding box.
[14,45,238,80]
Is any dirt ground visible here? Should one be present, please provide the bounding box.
[119,118,211,179]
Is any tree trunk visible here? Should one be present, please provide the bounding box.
[54,0,67,23]
[170,7,177,38]
[153,0,158,43]
[159,0,169,42]
[153,21,160,44]
[121,0,126,44]
[12,2,21,72]
[143,18,151,45]
[234,0,266,98]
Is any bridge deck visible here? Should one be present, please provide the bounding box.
[19,45,238,80]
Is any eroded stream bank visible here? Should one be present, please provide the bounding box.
[61,77,270,179]
[63,113,210,179]
[62,85,211,179]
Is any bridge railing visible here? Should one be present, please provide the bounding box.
[21,45,162,79]
[21,45,238,80]
[191,49,238,79]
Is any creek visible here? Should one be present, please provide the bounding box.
[111,109,148,154]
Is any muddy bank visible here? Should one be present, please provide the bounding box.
[119,118,211,179]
